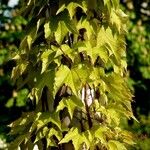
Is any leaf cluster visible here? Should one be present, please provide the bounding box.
[10,0,134,149]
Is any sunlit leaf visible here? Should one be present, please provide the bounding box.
[55,21,68,44]
[108,140,127,150]
[56,96,83,119]
[41,50,56,73]
[54,65,80,96]
[59,127,78,144]
[44,21,51,39]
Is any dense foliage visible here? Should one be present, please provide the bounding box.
[6,0,135,149]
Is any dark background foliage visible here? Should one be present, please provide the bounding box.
[121,0,150,149]
[0,0,149,149]
[0,0,28,145]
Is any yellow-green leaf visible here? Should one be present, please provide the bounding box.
[55,21,68,44]
[108,140,127,150]
[44,21,51,39]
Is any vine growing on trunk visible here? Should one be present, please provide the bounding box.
[9,0,135,149]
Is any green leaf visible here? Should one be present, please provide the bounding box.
[108,141,118,150]
[56,4,66,15]
[55,21,68,44]
[62,10,78,34]
[110,10,122,33]
[108,140,127,150]
[44,21,51,39]
[49,16,59,33]
[35,127,49,143]
[54,65,78,96]
[11,62,28,81]
[82,130,94,149]
[72,133,87,150]
[44,16,59,42]
[111,0,119,9]
[65,20,78,35]
[32,112,61,131]
[32,69,55,102]
[36,128,63,148]
[16,89,29,107]
[54,64,93,97]
[80,41,109,64]
[66,2,78,19]
[103,73,132,106]
[89,67,105,87]
[8,133,29,150]
[93,125,108,144]
[121,130,135,145]
[59,127,86,150]
[77,18,94,40]
[5,98,14,108]
[110,9,127,33]
[41,50,56,73]
[56,96,83,119]
[47,128,63,141]
[59,127,96,150]
[54,44,74,60]
[20,18,44,51]
[59,127,78,144]
[73,64,93,83]
[107,109,120,126]
[103,0,111,13]
[116,9,128,24]
[97,26,125,66]
[66,2,87,19]
[47,138,57,147]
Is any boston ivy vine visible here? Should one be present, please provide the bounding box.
[9,0,135,149]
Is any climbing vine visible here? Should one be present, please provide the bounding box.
[9,0,135,149]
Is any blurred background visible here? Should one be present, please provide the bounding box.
[0,0,150,149]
